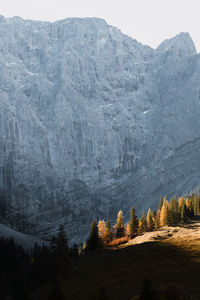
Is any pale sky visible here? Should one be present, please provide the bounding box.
[0,0,200,51]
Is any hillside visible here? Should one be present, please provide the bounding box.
[30,216,200,299]
[0,223,46,250]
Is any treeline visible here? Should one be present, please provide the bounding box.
[86,194,200,250]
[0,193,200,299]
[0,236,30,300]
[0,225,80,300]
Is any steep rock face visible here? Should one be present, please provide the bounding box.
[0,16,200,240]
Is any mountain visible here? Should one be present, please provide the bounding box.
[0,15,200,240]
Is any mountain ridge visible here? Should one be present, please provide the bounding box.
[0,16,200,241]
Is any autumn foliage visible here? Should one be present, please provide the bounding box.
[88,193,200,248]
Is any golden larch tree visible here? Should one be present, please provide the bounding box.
[160,199,169,227]
[98,220,106,239]
[116,210,125,238]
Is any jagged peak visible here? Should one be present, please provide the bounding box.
[156,32,197,57]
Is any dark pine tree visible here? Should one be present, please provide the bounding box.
[87,221,99,251]
[50,236,57,254]
[128,206,138,237]
[168,198,179,225]
[55,225,70,278]
[181,204,187,222]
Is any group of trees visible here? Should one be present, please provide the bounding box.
[0,224,80,300]
[87,194,200,250]
[0,193,200,298]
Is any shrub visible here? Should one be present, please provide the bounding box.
[107,237,129,247]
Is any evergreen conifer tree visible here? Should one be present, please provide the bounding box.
[128,206,138,237]
[50,236,57,254]
[168,198,179,225]
[55,224,69,278]
[87,221,99,251]
[106,218,111,230]
[146,208,154,231]
[139,211,147,233]
[181,204,187,222]
[188,199,194,218]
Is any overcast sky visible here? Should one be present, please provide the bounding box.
[0,0,200,51]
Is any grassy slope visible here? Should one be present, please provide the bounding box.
[32,216,200,300]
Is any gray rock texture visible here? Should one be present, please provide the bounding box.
[0,16,200,241]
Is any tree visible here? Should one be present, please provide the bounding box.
[116,210,125,238]
[55,225,70,278]
[80,241,87,255]
[87,221,99,251]
[160,199,169,227]
[168,198,179,225]
[139,211,147,233]
[154,210,160,230]
[146,208,154,231]
[178,197,184,209]
[186,198,194,219]
[57,225,69,252]
[158,197,163,210]
[33,241,41,258]
[181,204,187,222]
[192,194,200,215]
[50,236,57,254]
[152,210,157,220]
[197,195,200,214]
[98,220,106,239]
[127,206,138,238]
[106,218,111,231]
[103,219,112,243]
